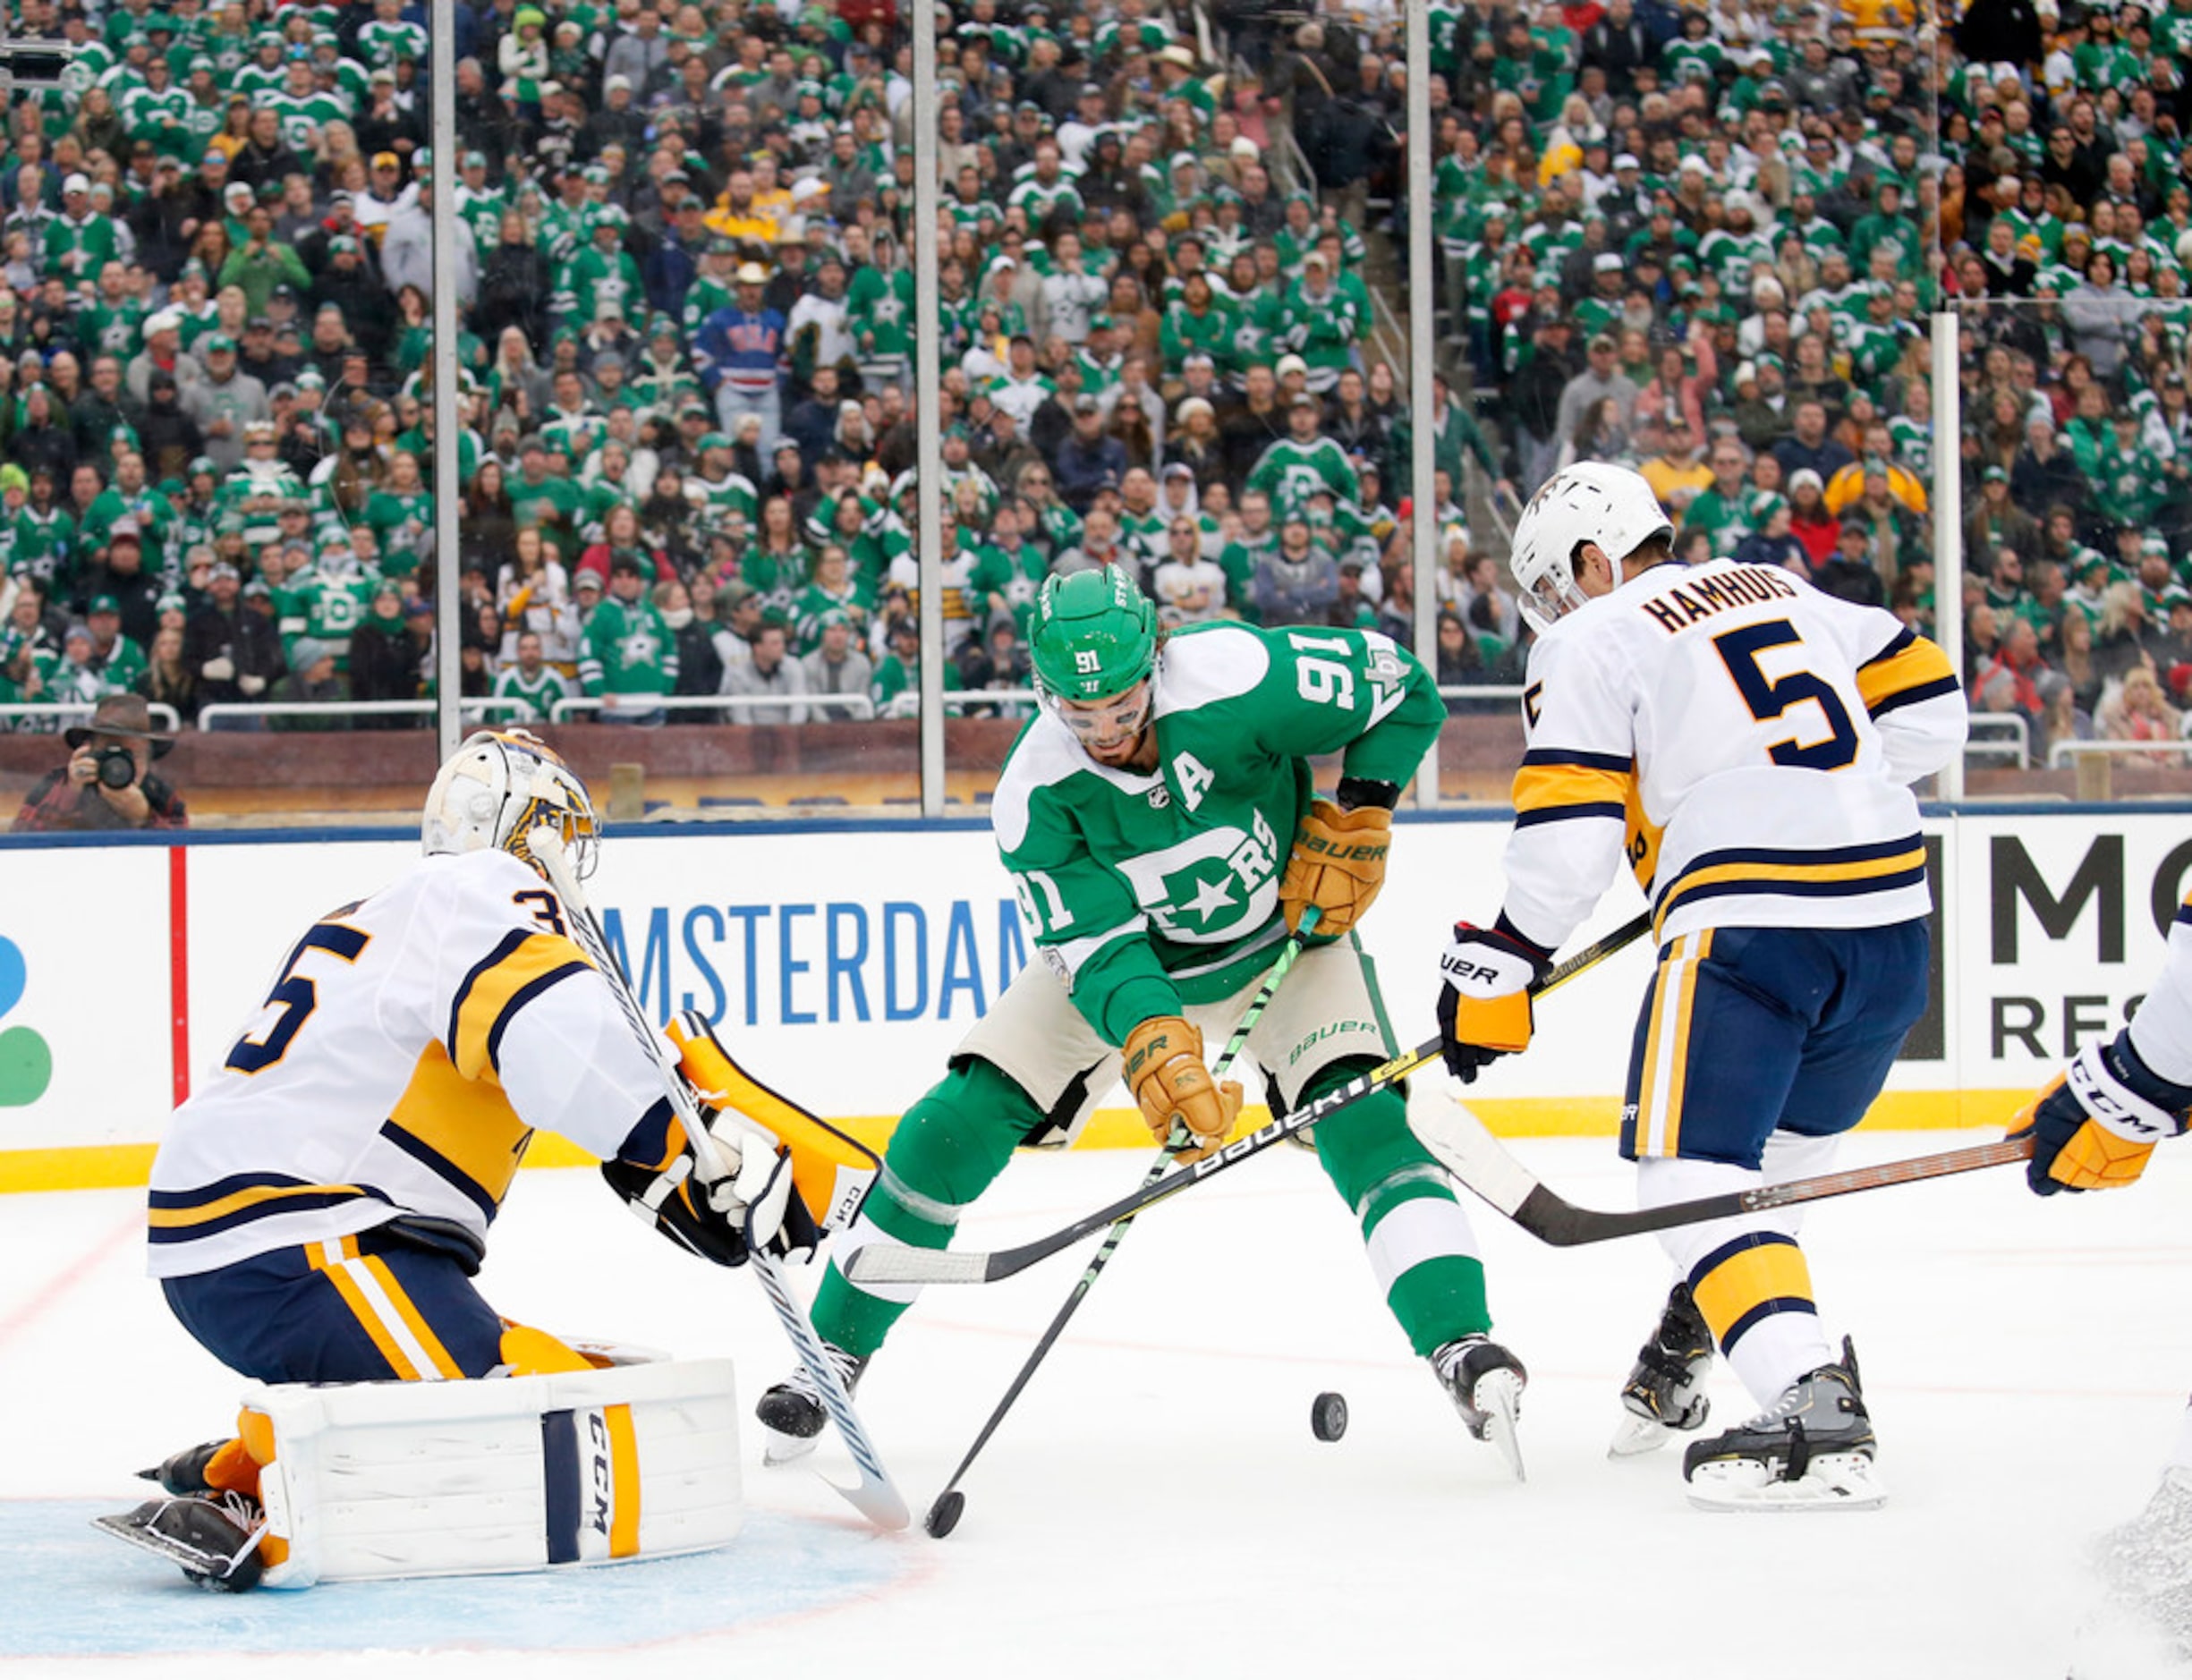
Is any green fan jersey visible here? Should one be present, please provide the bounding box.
[995,620,1440,1043]
[578,596,677,697]
[1246,437,1361,521]
[277,568,377,669]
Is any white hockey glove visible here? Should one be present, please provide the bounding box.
[1435,921,1551,1083]
[237,674,267,697]
[603,1108,820,1268]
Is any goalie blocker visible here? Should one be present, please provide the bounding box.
[606,1011,880,1268]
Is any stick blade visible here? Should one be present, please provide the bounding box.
[1411,1097,1541,1218]
[842,1246,993,1286]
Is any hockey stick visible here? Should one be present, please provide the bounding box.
[922,909,1320,1539]
[843,909,1653,1289]
[530,830,910,1532]
[1415,1102,2036,1247]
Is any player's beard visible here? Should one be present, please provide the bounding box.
[1085,724,1158,772]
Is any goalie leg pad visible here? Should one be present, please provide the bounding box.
[246,1358,743,1587]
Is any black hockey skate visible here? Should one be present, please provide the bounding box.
[93,1491,267,1591]
[140,1439,226,1496]
[1610,1283,1716,1458]
[755,1341,866,1465]
[1682,1337,1883,1511]
[1432,1335,1528,1481]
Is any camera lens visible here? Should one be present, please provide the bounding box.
[96,745,136,789]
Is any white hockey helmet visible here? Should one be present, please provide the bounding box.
[1508,463,1675,634]
[422,728,599,879]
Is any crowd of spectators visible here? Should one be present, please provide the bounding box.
[0,0,1537,742]
[1421,0,2192,768]
[15,0,2192,774]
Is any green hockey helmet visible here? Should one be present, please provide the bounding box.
[1029,565,1158,702]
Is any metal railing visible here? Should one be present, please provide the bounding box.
[196,699,532,729]
[549,693,876,722]
[1966,714,2030,767]
[0,700,183,731]
[2047,738,2192,768]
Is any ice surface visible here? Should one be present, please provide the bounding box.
[6,1129,2191,1679]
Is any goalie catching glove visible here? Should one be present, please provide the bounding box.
[1278,785,1395,940]
[1123,1014,1242,1164]
[606,1013,880,1265]
[2011,1031,2192,1196]
[1435,921,1551,1083]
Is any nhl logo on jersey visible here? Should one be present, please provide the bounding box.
[1148,787,1170,810]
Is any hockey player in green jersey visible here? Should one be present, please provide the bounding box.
[756,566,1529,1472]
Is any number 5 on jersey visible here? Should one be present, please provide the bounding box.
[1713,619,1858,771]
[225,922,372,1074]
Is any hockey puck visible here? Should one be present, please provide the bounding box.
[1310,1391,1348,1442]
[924,1489,965,1538]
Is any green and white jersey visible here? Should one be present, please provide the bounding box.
[578,596,678,697]
[845,264,915,360]
[9,505,74,591]
[995,621,1442,1041]
[277,568,377,669]
[358,17,429,68]
[95,633,148,692]
[491,663,573,723]
[1886,416,1931,479]
[967,542,1049,636]
[268,90,349,152]
[1246,437,1360,521]
[685,470,759,529]
[1007,174,1083,227]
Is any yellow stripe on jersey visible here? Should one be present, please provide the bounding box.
[1856,630,1957,717]
[1652,843,1927,942]
[1689,1233,1816,1353]
[1634,931,1711,1158]
[604,1403,641,1558]
[1511,750,1634,828]
[447,929,594,1082]
[1625,778,1665,896]
[149,1180,373,1229]
[384,1041,533,1218]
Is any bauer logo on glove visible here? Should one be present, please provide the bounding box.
[1279,796,1393,940]
[1434,922,1551,1083]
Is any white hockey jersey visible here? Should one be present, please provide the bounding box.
[149,849,670,1278]
[1500,558,1967,951]
[2127,892,2192,1089]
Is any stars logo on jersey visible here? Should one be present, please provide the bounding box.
[1116,811,1280,943]
[0,934,54,1106]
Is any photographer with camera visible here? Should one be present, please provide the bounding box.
[12,693,189,832]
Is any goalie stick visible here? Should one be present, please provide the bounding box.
[1414,1101,2035,1245]
[842,909,1652,1290]
[922,911,1318,1539]
[530,829,910,1533]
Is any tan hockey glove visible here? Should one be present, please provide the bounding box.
[1122,1014,1243,1164]
[1279,798,1392,938]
